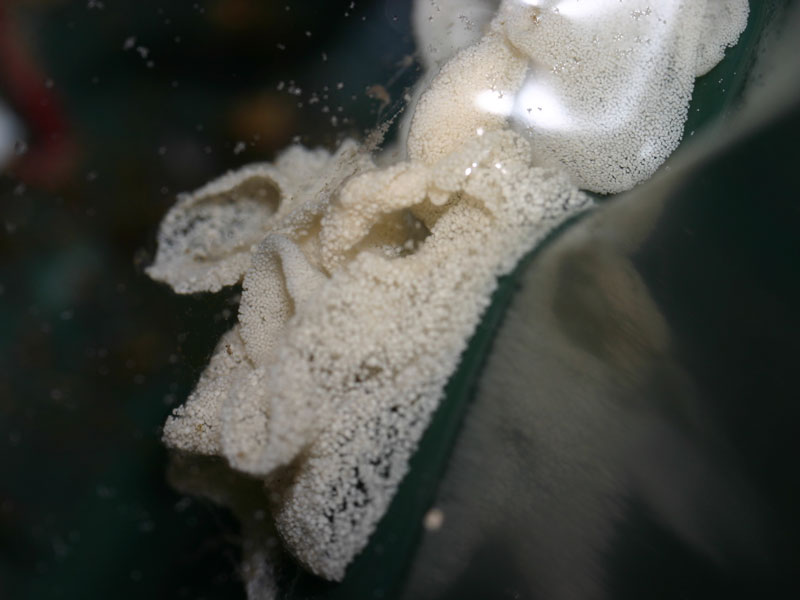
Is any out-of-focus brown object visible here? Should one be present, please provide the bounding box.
[228,91,297,153]
[209,0,275,32]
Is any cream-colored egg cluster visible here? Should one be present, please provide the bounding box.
[145,167,279,295]
[147,0,748,594]
[409,0,749,193]
[146,144,337,294]
[157,129,590,580]
[506,0,749,193]
[158,139,375,455]
[267,131,589,579]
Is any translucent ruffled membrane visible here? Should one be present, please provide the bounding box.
[146,0,748,593]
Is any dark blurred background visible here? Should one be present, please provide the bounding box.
[0,1,417,598]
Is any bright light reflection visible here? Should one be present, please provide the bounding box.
[475,89,515,116]
[512,79,571,131]
[519,0,629,20]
